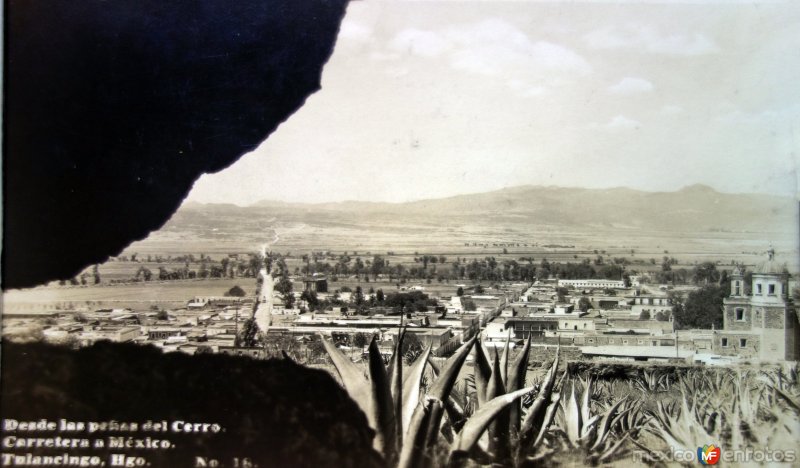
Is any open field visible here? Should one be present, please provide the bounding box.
[2,279,257,312]
[5,186,796,311]
[5,220,794,312]
[111,184,798,274]
[124,219,795,265]
[117,220,795,270]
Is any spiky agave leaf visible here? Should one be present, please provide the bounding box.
[580,376,594,433]
[487,345,511,465]
[519,345,561,435]
[368,336,397,463]
[398,397,441,468]
[321,336,372,426]
[616,400,649,436]
[507,334,532,393]
[427,356,470,431]
[507,334,532,438]
[401,336,477,468]
[389,325,406,448]
[589,398,629,453]
[472,336,491,408]
[774,386,800,412]
[597,432,631,464]
[449,387,535,459]
[443,396,467,433]
[422,399,445,468]
[426,354,440,374]
[531,391,562,449]
[429,336,478,402]
[563,381,583,447]
[518,346,561,457]
[402,345,432,435]
[646,386,720,454]
[499,329,511,385]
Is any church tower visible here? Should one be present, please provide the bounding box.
[718,248,798,361]
[730,264,744,297]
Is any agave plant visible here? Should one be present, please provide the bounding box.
[761,362,799,393]
[320,328,438,465]
[614,399,649,440]
[728,373,799,451]
[322,329,565,468]
[552,376,637,464]
[637,368,800,466]
[646,384,721,457]
[633,369,671,393]
[773,385,800,412]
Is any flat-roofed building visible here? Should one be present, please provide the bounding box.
[558,279,626,290]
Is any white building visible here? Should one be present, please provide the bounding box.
[557,279,626,289]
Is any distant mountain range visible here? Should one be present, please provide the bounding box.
[178,185,797,234]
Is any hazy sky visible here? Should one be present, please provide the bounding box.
[187,0,800,206]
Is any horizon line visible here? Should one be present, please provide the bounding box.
[183,182,798,208]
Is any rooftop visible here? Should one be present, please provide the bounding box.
[581,346,692,359]
[752,247,787,275]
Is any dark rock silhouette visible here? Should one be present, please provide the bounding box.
[0,342,382,467]
[4,0,348,289]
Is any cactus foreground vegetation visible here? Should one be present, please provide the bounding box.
[323,332,800,467]
[322,330,634,467]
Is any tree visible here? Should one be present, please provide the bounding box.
[370,255,386,280]
[622,272,632,288]
[654,311,670,321]
[462,298,477,311]
[156,310,169,321]
[92,265,101,284]
[238,318,260,347]
[354,286,365,308]
[301,290,319,309]
[456,286,464,297]
[672,285,725,330]
[135,266,152,281]
[275,276,294,309]
[474,285,485,294]
[352,332,370,349]
[639,310,651,321]
[376,289,385,302]
[692,262,720,285]
[225,285,246,297]
[577,297,592,312]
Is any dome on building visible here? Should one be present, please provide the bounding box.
[754,248,786,275]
